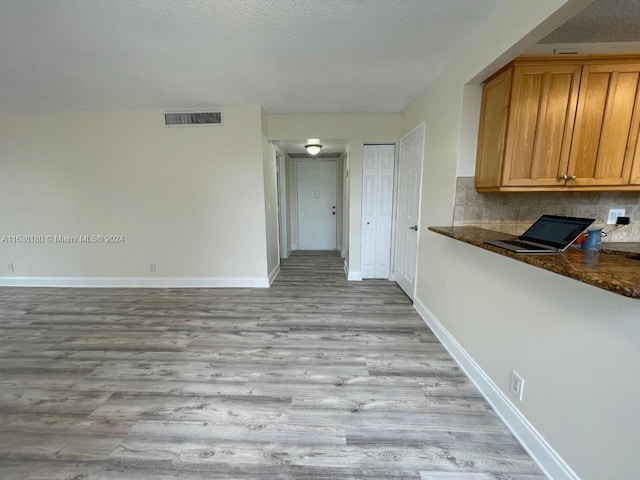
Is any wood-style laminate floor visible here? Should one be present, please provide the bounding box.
[0,251,545,479]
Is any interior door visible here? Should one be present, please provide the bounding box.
[297,160,337,250]
[362,144,395,279]
[395,124,424,299]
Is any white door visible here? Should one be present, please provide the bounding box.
[297,160,337,250]
[395,123,424,299]
[361,144,395,279]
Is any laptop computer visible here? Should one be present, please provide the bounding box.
[486,215,595,253]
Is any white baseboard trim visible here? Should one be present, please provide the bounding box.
[268,264,280,286]
[286,246,292,258]
[413,297,579,480]
[347,270,362,281]
[0,276,270,288]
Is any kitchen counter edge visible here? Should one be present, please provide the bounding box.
[428,226,640,299]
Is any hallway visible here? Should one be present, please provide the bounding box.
[0,251,544,479]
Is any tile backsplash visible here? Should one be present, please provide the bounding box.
[453,177,640,242]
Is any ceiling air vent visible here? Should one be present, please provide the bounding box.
[164,111,222,126]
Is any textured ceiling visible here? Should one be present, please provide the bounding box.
[0,0,508,113]
[540,0,640,43]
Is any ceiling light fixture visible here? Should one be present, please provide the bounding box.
[305,143,323,156]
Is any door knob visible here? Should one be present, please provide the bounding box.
[409,225,418,231]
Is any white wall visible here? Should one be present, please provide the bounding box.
[422,234,640,480]
[0,106,271,285]
[457,84,483,177]
[286,157,297,251]
[401,0,640,478]
[261,108,280,281]
[268,114,402,278]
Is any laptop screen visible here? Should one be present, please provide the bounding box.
[520,215,595,249]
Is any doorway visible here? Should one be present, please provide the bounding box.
[297,160,338,250]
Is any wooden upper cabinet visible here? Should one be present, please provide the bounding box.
[627,93,640,186]
[475,68,512,189]
[502,64,581,187]
[475,55,640,191]
[629,135,640,186]
[567,63,640,187]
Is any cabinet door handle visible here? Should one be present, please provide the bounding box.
[569,175,577,180]
[559,174,568,181]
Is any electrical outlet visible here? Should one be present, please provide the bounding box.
[607,208,626,225]
[510,370,525,401]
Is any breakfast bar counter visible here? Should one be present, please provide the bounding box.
[429,226,640,299]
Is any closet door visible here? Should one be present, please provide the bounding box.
[361,145,395,279]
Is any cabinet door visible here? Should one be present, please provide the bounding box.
[475,68,512,189]
[630,109,640,184]
[567,63,640,186]
[502,65,581,187]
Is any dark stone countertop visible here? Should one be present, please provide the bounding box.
[428,226,640,299]
[600,242,640,255]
